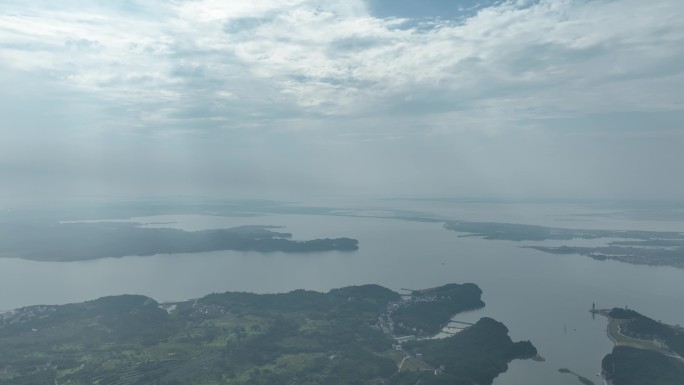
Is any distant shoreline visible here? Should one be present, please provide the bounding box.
[0,222,359,262]
[442,220,684,269]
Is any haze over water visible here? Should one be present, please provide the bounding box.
[2,1,684,383]
[1,200,683,385]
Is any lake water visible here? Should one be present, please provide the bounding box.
[1,201,683,385]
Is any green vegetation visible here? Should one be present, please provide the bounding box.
[0,222,358,261]
[599,308,684,385]
[0,284,536,385]
[392,283,484,335]
[606,308,684,357]
[603,346,684,385]
[393,318,536,385]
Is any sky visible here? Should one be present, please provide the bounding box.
[1,0,683,204]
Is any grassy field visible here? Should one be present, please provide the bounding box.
[608,318,671,355]
[399,357,433,372]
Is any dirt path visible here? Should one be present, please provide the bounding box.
[398,355,409,371]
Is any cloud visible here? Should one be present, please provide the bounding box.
[1,0,682,135]
[1,0,683,201]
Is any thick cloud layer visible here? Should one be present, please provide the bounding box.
[1,0,683,203]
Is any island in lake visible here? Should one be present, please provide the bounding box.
[594,307,684,385]
[0,222,358,261]
[0,283,536,385]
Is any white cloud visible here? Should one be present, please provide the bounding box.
[0,0,683,138]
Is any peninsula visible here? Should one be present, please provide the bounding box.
[0,222,358,261]
[595,307,684,385]
[0,283,536,385]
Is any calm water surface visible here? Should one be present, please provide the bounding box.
[1,205,683,385]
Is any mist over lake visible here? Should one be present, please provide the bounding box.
[1,200,683,385]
